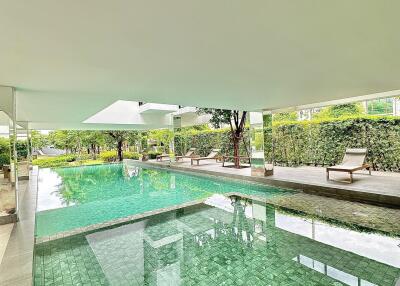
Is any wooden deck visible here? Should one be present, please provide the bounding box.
[143,159,400,207]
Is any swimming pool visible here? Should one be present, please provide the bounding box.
[34,194,400,286]
[35,163,292,238]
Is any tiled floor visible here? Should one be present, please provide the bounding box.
[0,167,38,286]
[0,175,15,216]
[0,223,14,264]
[34,199,400,286]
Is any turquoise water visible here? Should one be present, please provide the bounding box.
[36,163,291,237]
[34,196,400,286]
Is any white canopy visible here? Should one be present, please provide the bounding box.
[1,1,400,130]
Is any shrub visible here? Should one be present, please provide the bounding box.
[99,151,118,162]
[32,155,77,168]
[15,140,28,159]
[0,153,10,167]
[0,138,10,154]
[147,150,162,159]
[100,150,141,161]
[123,151,140,160]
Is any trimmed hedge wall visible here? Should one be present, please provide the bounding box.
[175,116,400,172]
[272,116,400,171]
[174,129,249,157]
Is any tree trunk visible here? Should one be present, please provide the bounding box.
[117,140,123,161]
[91,144,97,159]
[233,136,240,168]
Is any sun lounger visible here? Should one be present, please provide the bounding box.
[191,149,221,165]
[156,154,170,161]
[176,148,197,161]
[326,148,371,183]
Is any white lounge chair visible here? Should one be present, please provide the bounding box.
[326,148,371,183]
[191,149,221,166]
[176,148,197,161]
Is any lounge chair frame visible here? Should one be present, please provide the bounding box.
[176,148,197,161]
[191,149,221,166]
[326,148,371,183]
[156,154,170,161]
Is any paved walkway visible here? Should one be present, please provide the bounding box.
[146,159,400,207]
[0,167,38,286]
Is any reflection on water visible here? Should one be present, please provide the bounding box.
[35,195,400,286]
[36,164,290,237]
[293,254,377,286]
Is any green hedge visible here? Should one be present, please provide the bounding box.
[174,128,249,157]
[271,116,400,171]
[174,116,400,172]
[147,150,163,159]
[99,151,140,162]
[32,155,77,168]
[0,153,10,167]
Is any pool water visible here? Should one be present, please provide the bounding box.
[36,163,291,237]
[34,195,400,286]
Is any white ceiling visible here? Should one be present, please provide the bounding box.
[1,0,400,129]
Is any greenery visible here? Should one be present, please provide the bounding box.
[272,115,400,171]
[32,150,141,168]
[147,150,163,159]
[273,112,298,122]
[32,155,77,168]
[367,98,393,115]
[99,150,140,162]
[148,129,174,153]
[0,137,29,165]
[197,108,248,168]
[31,130,48,150]
[0,138,10,167]
[0,153,10,167]
[312,103,364,120]
[0,137,10,154]
[175,115,400,172]
[175,128,249,158]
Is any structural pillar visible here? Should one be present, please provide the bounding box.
[249,112,265,176]
[249,111,274,177]
[167,114,180,163]
[10,87,19,214]
[263,111,274,176]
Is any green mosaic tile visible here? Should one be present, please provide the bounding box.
[34,195,400,285]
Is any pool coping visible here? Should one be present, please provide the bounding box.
[128,160,400,208]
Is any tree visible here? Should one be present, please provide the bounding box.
[198,108,247,168]
[81,131,105,159]
[30,130,48,150]
[148,129,174,153]
[105,131,126,161]
[48,130,81,153]
[126,131,141,152]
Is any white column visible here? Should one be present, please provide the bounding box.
[264,111,274,176]
[11,87,19,214]
[250,112,266,176]
[168,114,177,163]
